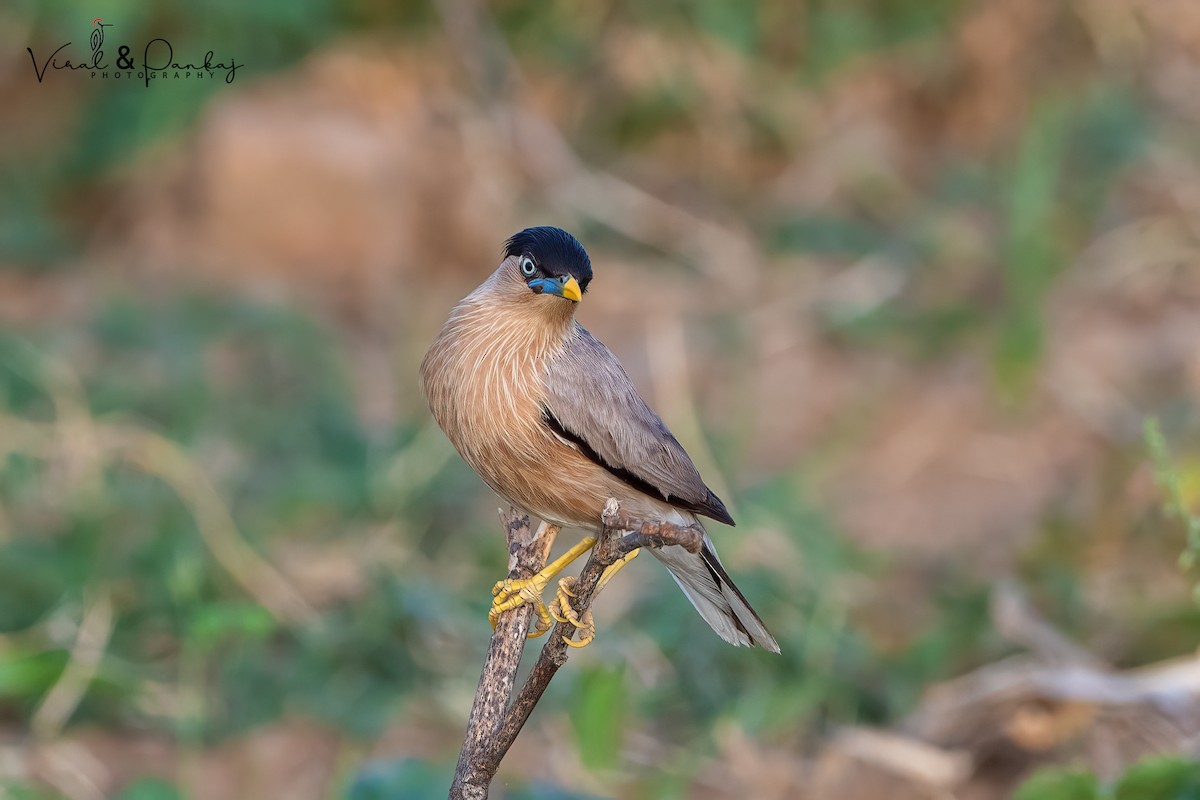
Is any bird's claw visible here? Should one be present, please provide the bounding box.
[487,537,601,644]
[549,576,595,648]
[490,575,553,638]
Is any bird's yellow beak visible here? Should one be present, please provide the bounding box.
[560,276,582,303]
[529,275,583,302]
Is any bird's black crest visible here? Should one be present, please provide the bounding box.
[504,227,593,292]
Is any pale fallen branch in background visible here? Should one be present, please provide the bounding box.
[0,343,311,622]
[0,412,312,624]
[31,590,115,740]
[991,578,1106,668]
[906,580,1200,782]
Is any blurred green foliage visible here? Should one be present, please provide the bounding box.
[1017,769,1102,800]
[345,759,452,800]
[346,759,606,800]
[1016,756,1200,800]
[571,664,628,772]
[1146,419,1200,585]
[114,778,185,800]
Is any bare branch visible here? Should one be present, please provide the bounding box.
[456,499,703,793]
[450,511,558,799]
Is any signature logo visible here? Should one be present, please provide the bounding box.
[28,18,241,87]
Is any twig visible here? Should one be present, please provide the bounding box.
[0,412,313,624]
[450,511,559,799]
[0,346,311,623]
[990,579,1105,668]
[31,589,115,739]
[450,499,703,797]
[113,428,315,623]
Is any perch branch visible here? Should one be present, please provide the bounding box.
[451,499,703,796]
[450,510,559,799]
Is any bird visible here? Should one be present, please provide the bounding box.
[420,226,778,652]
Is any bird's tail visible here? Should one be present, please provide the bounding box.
[648,528,780,653]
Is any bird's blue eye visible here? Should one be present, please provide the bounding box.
[520,257,537,277]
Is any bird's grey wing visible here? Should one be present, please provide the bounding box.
[541,326,734,525]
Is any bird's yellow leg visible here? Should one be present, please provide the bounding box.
[490,536,596,638]
[596,547,640,593]
[550,548,641,648]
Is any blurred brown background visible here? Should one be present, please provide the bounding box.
[3,0,1200,798]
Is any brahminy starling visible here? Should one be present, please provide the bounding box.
[420,226,778,652]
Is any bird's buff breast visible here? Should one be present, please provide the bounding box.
[421,309,605,529]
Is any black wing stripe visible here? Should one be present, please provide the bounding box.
[542,406,733,523]
[543,407,676,504]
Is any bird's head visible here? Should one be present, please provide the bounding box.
[502,227,592,306]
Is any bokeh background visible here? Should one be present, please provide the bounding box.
[4,0,1200,798]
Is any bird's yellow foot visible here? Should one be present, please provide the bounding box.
[549,576,595,648]
[488,535,598,639]
[546,548,641,648]
[490,575,554,637]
